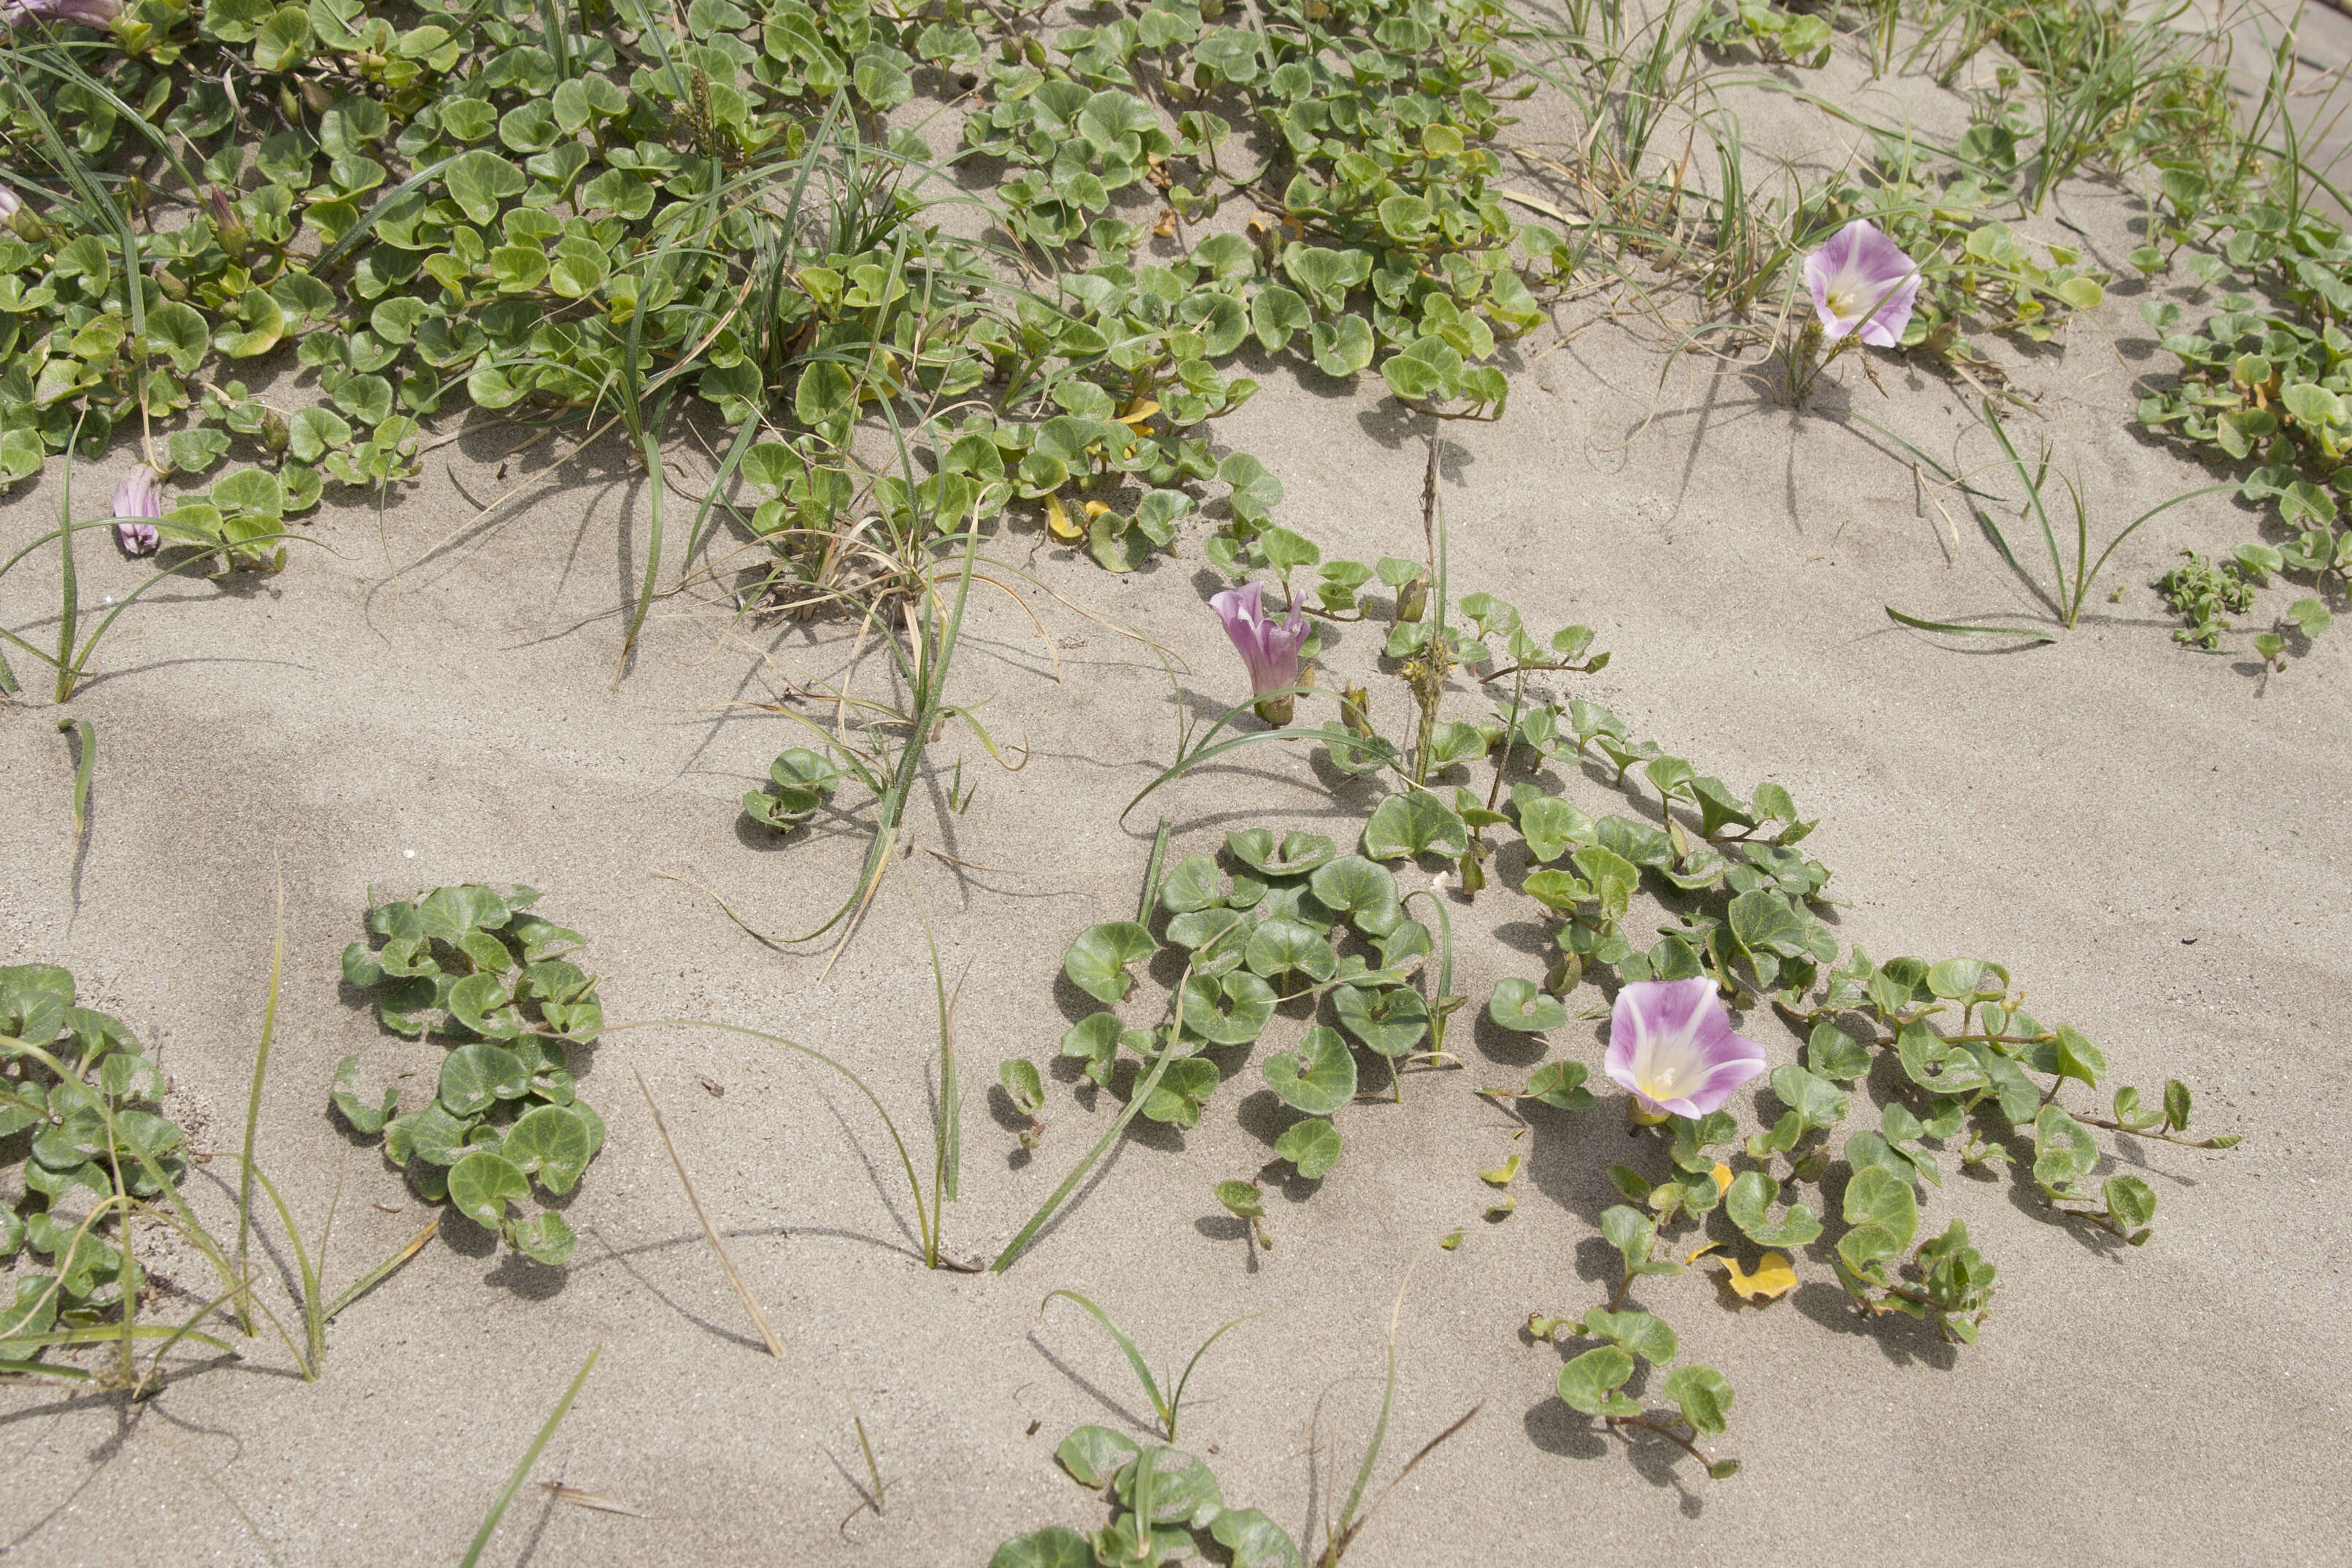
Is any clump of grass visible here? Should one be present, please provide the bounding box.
[1040,1289,1254,1443]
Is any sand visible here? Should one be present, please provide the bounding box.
[3,14,2349,1568]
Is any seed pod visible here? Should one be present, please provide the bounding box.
[301,79,335,115]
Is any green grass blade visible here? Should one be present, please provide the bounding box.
[1981,399,2066,614]
[324,1216,441,1321]
[309,155,459,276]
[678,409,763,575]
[1120,706,1383,824]
[459,1343,601,1568]
[53,436,76,705]
[235,887,285,1338]
[1043,1289,1171,1433]
[2080,483,2241,606]
[1135,816,1172,924]
[57,717,91,843]
[1167,1313,1257,1441]
[1883,606,2059,643]
[5,1323,238,1353]
[992,919,1238,1275]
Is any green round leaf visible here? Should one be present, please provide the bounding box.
[439,1043,529,1118]
[1272,1116,1341,1178]
[1487,978,1567,1032]
[1360,789,1468,860]
[1141,1057,1222,1127]
[1330,982,1428,1057]
[446,1149,530,1231]
[1724,1170,1822,1248]
[1556,1345,1638,1417]
[1583,1307,1677,1364]
[1226,828,1335,877]
[1244,918,1337,986]
[1181,971,1278,1047]
[1307,854,1396,919]
[1262,1026,1358,1114]
[1056,1426,1141,1490]
[1159,854,1227,914]
[502,1102,594,1194]
[1662,1365,1734,1434]
[1063,921,1160,1005]
[509,1210,577,1265]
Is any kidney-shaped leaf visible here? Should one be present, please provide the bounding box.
[447,1149,530,1232]
[1064,922,1159,1005]
[1330,982,1427,1057]
[991,1527,1097,1568]
[1487,977,1566,1032]
[1272,1117,1340,1178]
[502,1102,593,1194]
[1555,1345,1639,1417]
[1262,1026,1357,1115]
[1361,789,1468,860]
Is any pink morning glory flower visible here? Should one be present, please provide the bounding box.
[1,0,124,26]
[1802,219,1921,348]
[1604,978,1769,1119]
[1210,579,1309,725]
[113,463,162,556]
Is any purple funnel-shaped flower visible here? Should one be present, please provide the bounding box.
[1210,579,1308,725]
[1,0,125,26]
[1802,219,1921,348]
[1604,978,1768,1119]
[114,463,162,556]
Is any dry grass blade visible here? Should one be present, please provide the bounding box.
[633,1067,786,1357]
[539,1481,646,1518]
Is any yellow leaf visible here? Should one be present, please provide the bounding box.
[1719,1251,1797,1302]
[1479,1154,1521,1188]
[1484,1197,1516,1219]
[1081,500,1111,520]
[1116,399,1160,426]
[1439,1229,1464,1251]
[1044,491,1082,540]
[1711,1162,1733,1193]
[1684,1240,1726,1266]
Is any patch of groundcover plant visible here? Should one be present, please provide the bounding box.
[0,0,1574,599]
[0,963,188,1359]
[1005,479,2237,1482]
[333,882,605,1266]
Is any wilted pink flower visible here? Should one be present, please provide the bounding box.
[113,463,161,556]
[1604,978,1768,1119]
[1210,579,1308,725]
[0,0,125,26]
[0,182,18,223]
[1802,219,1921,348]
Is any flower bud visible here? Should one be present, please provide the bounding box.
[208,187,248,259]
[113,463,163,556]
[1393,573,1427,623]
[301,79,335,115]
[261,410,289,453]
